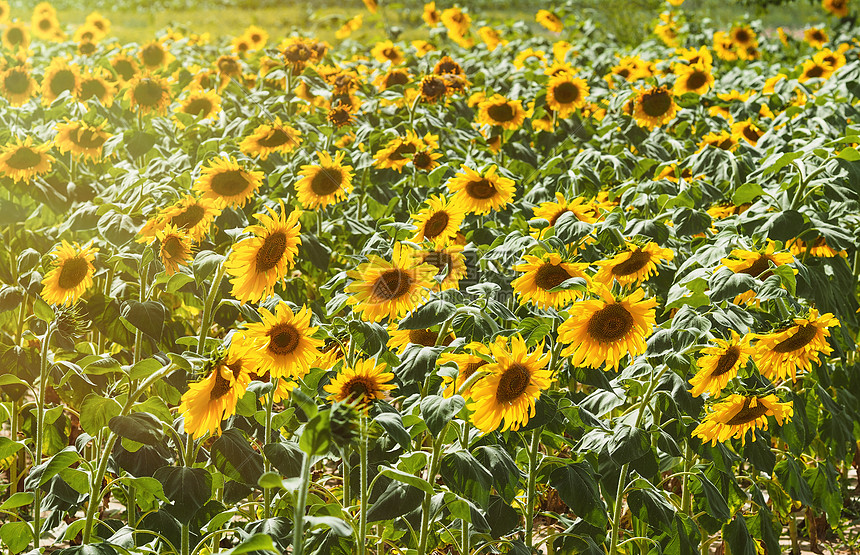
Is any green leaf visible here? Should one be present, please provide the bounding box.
[193,251,224,286]
[0,436,24,460]
[378,466,434,496]
[549,461,606,528]
[153,466,212,525]
[125,130,157,159]
[210,428,264,486]
[627,484,675,531]
[694,472,731,522]
[762,151,803,175]
[732,183,765,205]
[0,521,32,554]
[263,441,304,478]
[97,211,137,247]
[0,492,32,510]
[836,147,860,161]
[34,296,54,321]
[109,412,165,445]
[304,516,353,537]
[398,299,456,329]
[129,358,164,381]
[366,478,424,522]
[608,425,649,465]
[25,446,80,489]
[222,533,275,554]
[80,394,122,436]
[439,450,493,508]
[374,412,412,451]
[81,355,122,375]
[299,410,331,456]
[420,395,464,436]
[473,445,522,504]
[121,300,166,340]
[722,514,757,555]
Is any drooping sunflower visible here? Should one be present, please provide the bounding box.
[124,73,171,115]
[441,6,470,35]
[790,236,845,258]
[409,194,466,248]
[478,26,505,51]
[593,242,675,287]
[374,67,411,91]
[512,253,590,309]
[719,242,795,305]
[439,341,492,398]
[535,9,563,32]
[224,201,302,304]
[673,63,714,96]
[294,150,354,210]
[387,326,455,354]
[558,285,657,371]
[423,2,441,26]
[0,136,53,183]
[416,244,468,291]
[546,74,588,117]
[77,69,116,106]
[193,156,263,209]
[240,118,301,161]
[374,131,424,172]
[477,94,527,130]
[731,120,764,146]
[693,394,792,446]
[40,241,98,306]
[175,88,222,124]
[419,75,448,103]
[467,335,552,433]
[323,359,396,413]
[42,59,81,105]
[689,331,754,397]
[753,309,839,382]
[240,303,324,379]
[179,345,252,440]
[54,120,111,161]
[699,131,738,152]
[84,11,110,37]
[345,243,437,322]
[156,224,193,276]
[632,85,678,130]
[327,105,354,128]
[0,64,37,106]
[2,21,29,51]
[151,195,221,242]
[446,165,516,215]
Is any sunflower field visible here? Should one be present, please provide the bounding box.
[5,0,860,553]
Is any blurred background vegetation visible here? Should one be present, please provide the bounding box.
[8,0,832,46]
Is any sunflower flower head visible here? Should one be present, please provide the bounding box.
[692,394,792,446]
[324,358,396,413]
[752,309,839,382]
[41,240,99,306]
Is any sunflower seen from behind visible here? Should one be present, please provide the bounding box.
[593,241,674,287]
[324,358,396,413]
[194,156,263,209]
[409,194,466,248]
[753,309,838,382]
[143,195,221,243]
[512,253,590,309]
[40,241,98,306]
[689,331,754,397]
[345,243,436,322]
[467,335,552,433]
[295,150,354,210]
[239,302,323,380]
[558,285,657,371]
[225,201,302,304]
[446,164,515,215]
[693,394,792,446]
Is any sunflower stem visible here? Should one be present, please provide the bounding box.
[292,448,313,555]
[417,425,446,555]
[262,378,278,520]
[197,263,226,356]
[525,428,542,551]
[680,441,693,516]
[32,323,56,551]
[358,416,369,555]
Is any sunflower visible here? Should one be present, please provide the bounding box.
[804,27,828,48]
[478,26,505,51]
[335,14,362,40]
[31,11,60,41]
[0,136,53,183]
[2,21,29,51]
[224,201,302,304]
[632,86,677,130]
[388,326,455,354]
[0,64,37,106]
[242,25,268,50]
[531,193,600,239]
[673,63,713,96]
[292,150,354,210]
[371,40,404,65]
[467,335,552,433]
[327,105,354,128]
[823,0,849,17]
[85,11,110,37]
[412,145,442,172]
[412,39,436,57]
[40,241,98,306]
[110,53,139,83]
[153,195,221,242]
[790,236,845,258]
[694,394,792,446]
[699,131,738,152]
[180,345,252,440]
[753,309,839,382]
[546,75,588,117]
[593,242,674,287]
[240,303,324,379]
[799,58,834,82]
[245,371,295,403]
[194,156,263,209]
[240,118,301,160]
[375,67,411,91]
[535,9,563,32]
[439,341,492,398]
[419,75,448,103]
[477,94,527,130]
[0,1,9,23]
[512,253,590,309]
[156,224,193,276]
[42,59,81,105]
[719,242,794,305]
[323,359,396,413]
[374,131,424,173]
[139,40,172,70]
[125,73,171,115]
[446,165,516,215]
[689,331,754,398]
[409,195,466,248]
[441,6,470,35]
[729,25,757,49]
[731,120,764,146]
[175,89,222,124]
[77,69,115,106]
[559,286,657,371]
[54,120,111,161]
[417,244,468,291]
[345,243,437,323]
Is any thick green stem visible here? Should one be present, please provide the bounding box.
[342,453,351,507]
[32,325,56,550]
[417,428,446,555]
[197,263,226,356]
[10,399,18,498]
[788,514,800,555]
[680,442,693,516]
[263,380,278,520]
[181,427,195,555]
[525,429,541,551]
[358,417,369,555]
[292,451,313,555]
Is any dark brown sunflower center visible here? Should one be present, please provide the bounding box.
[284,44,312,63]
[72,128,107,149]
[49,70,76,96]
[133,79,166,107]
[38,18,52,30]
[218,58,240,75]
[80,79,106,100]
[724,398,769,426]
[183,98,214,117]
[310,168,343,196]
[57,256,88,289]
[328,108,352,126]
[495,363,531,404]
[772,324,818,353]
[534,263,572,290]
[268,323,301,355]
[114,60,135,81]
[641,89,672,117]
[372,269,413,300]
[169,204,205,230]
[553,81,580,104]
[141,45,165,67]
[6,28,23,44]
[616,68,631,79]
[811,30,825,41]
[465,178,497,200]
[487,103,516,123]
[389,142,417,161]
[210,170,250,197]
[423,251,453,275]
[734,29,751,44]
[423,211,450,239]
[413,151,433,168]
[162,236,185,259]
[611,249,652,277]
[742,126,762,143]
[384,71,409,87]
[4,70,29,94]
[806,65,825,78]
[685,70,708,91]
[345,377,375,403]
[587,303,635,343]
[409,329,453,347]
[255,231,287,272]
[6,147,42,170]
[257,128,290,148]
[738,255,772,279]
[209,369,232,400]
[382,48,398,60]
[463,359,488,377]
[711,346,741,376]
[435,60,461,75]
[422,77,447,98]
